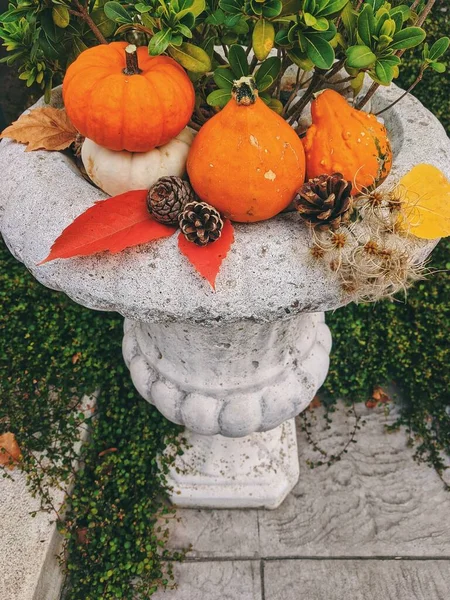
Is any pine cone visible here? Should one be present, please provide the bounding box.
[294,173,353,230]
[147,176,194,225]
[179,201,223,246]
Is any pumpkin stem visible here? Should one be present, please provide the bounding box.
[232,76,258,106]
[123,44,142,76]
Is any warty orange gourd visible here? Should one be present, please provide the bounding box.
[303,89,392,193]
[187,76,306,223]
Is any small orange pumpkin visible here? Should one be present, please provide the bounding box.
[303,89,392,193]
[63,42,195,153]
[187,77,306,223]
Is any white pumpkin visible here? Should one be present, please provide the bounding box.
[81,128,195,196]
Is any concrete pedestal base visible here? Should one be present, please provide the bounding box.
[167,419,298,509]
[123,313,331,508]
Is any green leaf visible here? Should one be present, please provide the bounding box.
[341,2,357,44]
[0,7,31,23]
[103,1,132,24]
[168,42,211,72]
[280,0,302,14]
[389,5,411,23]
[52,6,70,29]
[357,4,375,47]
[311,17,330,31]
[261,96,283,114]
[304,34,335,69]
[287,48,315,70]
[275,27,290,46]
[135,3,153,12]
[390,26,426,50]
[206,9,225,25]
[221,32,239,44]
[232,17,250,34]
[430,61,446,73]
[374,58,394,84]
[346,44,377,69]
[255,56,281,84]
[376,34,393,52]
[176,23,194,38]
[316,0,349,17]
[377,54,400,67]
[70,37,89,62]
[389,10,403,33]
[255,74,273,91]
[350,71,365,94]
[207,88,231,107]
[428,37,450,62]
[252,19,275,61]
[379,17,395,38]
[219,0,242,15]
[91,9,116,37]
[40,10,64,43]
[177,0,205,19]
[213,67,234,90]
[365,0,383,11]
[261,0,283,18]
[223,13,241,27]
[304,13,317,27]
[228,44,249,77]
[149,29,172,55]
[315,21,337,41]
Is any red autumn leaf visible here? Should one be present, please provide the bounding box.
[178,220,235,289]
[39,190,176,264]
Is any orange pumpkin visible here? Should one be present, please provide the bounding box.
[187,77,306,223]
[303,89,392,193]
[63,42,195,153]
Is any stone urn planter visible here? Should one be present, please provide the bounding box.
[1,84,449,509]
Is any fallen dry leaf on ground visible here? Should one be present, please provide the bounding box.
[0,106,78,151]
[307,396,322,410]
[0,432,22,469]
[366,386,392,409]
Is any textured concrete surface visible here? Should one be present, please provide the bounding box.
[154,402,450,599]
[0,87,447,325]
[264,560,450,600]
[152,561,262,600]
[0,470,64,600]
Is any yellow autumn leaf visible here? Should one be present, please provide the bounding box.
[397,163,450,239]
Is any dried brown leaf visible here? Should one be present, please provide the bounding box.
[0,432,22,469]
[307,396,322,411]
[0,107,78,151]
[372,386,391,404]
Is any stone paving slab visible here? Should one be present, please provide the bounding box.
[152,561,262,600]
[166,403,450,559]
[0,470,64,600]
[263,560,450,600]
